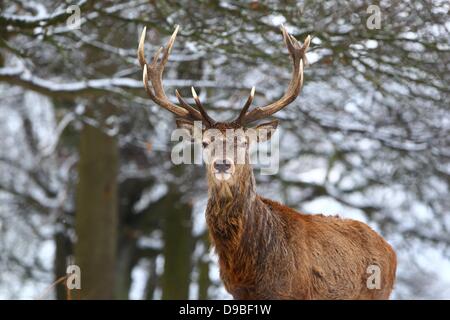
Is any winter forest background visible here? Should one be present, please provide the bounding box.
[0,0,449,299]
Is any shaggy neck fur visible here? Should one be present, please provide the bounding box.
[206,164,256,243]
[205,164,287,297]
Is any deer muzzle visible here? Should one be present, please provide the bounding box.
[212,158,234,181]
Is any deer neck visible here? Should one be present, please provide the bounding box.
[206,165,256,229]
[205,167,285,293]
[205,165,258,258]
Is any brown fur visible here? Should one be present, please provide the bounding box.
[177,119,397,299]
[205,159,397,300]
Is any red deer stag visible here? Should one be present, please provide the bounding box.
[137,25,397,299]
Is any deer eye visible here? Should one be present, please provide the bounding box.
[202,141,209,148]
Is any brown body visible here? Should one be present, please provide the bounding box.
[137,24,397,299]
[206,166,397,299]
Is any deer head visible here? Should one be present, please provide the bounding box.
[137,25,310,188]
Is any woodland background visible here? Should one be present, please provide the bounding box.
[0,0,449,299]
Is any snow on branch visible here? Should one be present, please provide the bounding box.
[0,0,88,29]
[0,66,246,99]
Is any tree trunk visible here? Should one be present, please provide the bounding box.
[144,257,158,300]
[161,187,193,300]
[197,234,211,300]
[115,240,136,299]
[54,230,72,300]
[74,109,118,299]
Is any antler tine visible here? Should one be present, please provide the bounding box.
[235,86,255,125]
[175,89,206,120]
[191,87,215,127]
[138,26,148,67]
[138,26,205,122]
[239,25,310,125]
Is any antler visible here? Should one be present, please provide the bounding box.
[191,87,216,127]
[138,25,215,125]
[236,25,311,125]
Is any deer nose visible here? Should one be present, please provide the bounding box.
[213,159,232,173]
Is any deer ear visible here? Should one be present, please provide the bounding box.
[254,120,278,142]
[176,119,195,137]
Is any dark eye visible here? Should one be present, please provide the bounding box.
[202,141,209,148]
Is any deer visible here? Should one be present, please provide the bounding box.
[137,25,397,300]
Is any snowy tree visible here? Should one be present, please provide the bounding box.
[0,0,449,299]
